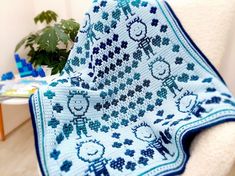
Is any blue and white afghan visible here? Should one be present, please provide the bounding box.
[29,0,235,175]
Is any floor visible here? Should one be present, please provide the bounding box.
[0,120,38,176]
[0,120,234,176]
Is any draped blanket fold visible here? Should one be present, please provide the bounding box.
[29,0,235,175]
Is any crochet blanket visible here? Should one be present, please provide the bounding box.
[29,0,235,175]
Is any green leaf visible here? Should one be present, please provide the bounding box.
[54,25,70,44]
[37,27,59,52]
[60,19,80,41]
[34,10,58,24]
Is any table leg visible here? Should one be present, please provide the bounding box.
[0,103,5,141]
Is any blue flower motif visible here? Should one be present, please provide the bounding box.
[100,1,107,7]
[162,37,170,45]
[116,59,123,66]
[115,47,121,54]
[125,66,132,73]
[102,12,109,20]
[124,139,133,145]
[60,160,72,172]
[44,90,55,99]
[112,132,120,139]
[100,42,106,49]
[156,110,164,116]
[187,63,195,71]
[125,149,135,157]
[132,60,138,68]
[147,104,154,111]
[191,75,199,81]
[120,106,128,114]
[111,76,117,82]
[138,110,145,117]
[155,99,163,106]
[100,125,109,133]
[127,90,135,97]
[100,91,107,99]
[103,101,111,109]
[106,39,112,46]
[93,47,99,54]
[48,118,60,128]
[119,83,126,90]
[53,103,63,113]
[151,19,159,27]
[137,97,144,105]
[125,161,136,171]
[150,7,157,14]
[93,6,100,13]
[130,115,138,122]
[118,71,125,78]
[112,142,122,148]
[50,149,61,160]
[113,87,119,94]
[121,119,129,126]
[133,73,140,80]
[121,41,128,48]
[94,103,102,111]
[111,99,119,106]
[172,44,180,52]
[101,114,110,121]
[111,20,117,29]
[135,85,142,92]
[95,59,102,66]
[138,157,149,166]
[126,78,133,85]
[129,102,136,109]
[175,57,183,64]
[111,122,119,129]
[145,92,153,99]
[113,34,119,42]
[160,25,168,32]
[104,25,110,34]
[76,47,82,54]
[141,1,148,7]
[111,111,119,118]
[123,53,130,61]
[105,79,111,85]
[143,79,150,87]
[56,133,64,144]
[108,89,113,96]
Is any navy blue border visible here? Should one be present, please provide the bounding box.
[164,0,226,85]
[162,115,235,176]
[28,1,234,176]
[29,95,46,176]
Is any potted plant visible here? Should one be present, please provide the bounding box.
[15,10,80,75]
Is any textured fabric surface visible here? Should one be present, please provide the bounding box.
[30,0,235,175]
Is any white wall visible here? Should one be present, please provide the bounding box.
[0,0,92,76]
[0,0,36,75]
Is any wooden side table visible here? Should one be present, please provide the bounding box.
[0,102,5,141]
[0,97,29,141]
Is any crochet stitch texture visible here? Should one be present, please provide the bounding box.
[30,0,235,175]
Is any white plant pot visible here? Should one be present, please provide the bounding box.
[41,65,52,77]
